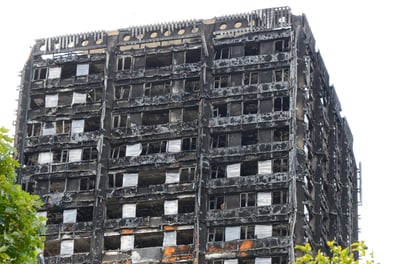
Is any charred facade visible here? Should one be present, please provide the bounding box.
[14,6,360,264]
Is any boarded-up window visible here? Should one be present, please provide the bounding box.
[72,92,86,105]
[48,67,61,79]
[164,200,178,215]
[38,152,53,164]
[63,209,77,223]
[163,231,176,246]
[257,192,271,206]
[165,171,179,184]
[68,149,82,162]
[224,260,238,264]
[123,173,138,187]
[226,163,240,178]
[126,144,142,157]
[45,94,58,108]
[255,225,272,238]
[258,160,272,174]
[71,120,84,134]
[76,64,89,76]
[42,122,56,136]
[122,204,136,218]
[167,139,181,153]
[225,226,240,241]
[255,258,272,264]
[60,240,74,255]
[121,235,134,251]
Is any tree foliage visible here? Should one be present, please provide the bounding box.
[294,240,376,264]
[0,127,45,263]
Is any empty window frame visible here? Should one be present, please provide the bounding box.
[135,232,163,248]
[183,107,198,122]
[30,95,45,109]
[243,100,258,114]
[211,134,227,148]
[111,145,126,159]
[240,193,256,207]
[142,110,169,125]
[273,97,289,111]
[214,46,231,59]
[87,88,102,103]
[33,67,48,80]
[53,149,69,163]
[185,48,201,63]
[212,103,228,117]
[106,204,122,219]
[84,117,99,132]
[27,123,41,137]
[141,141,167,155]
[136,200,164,217]
[272,158,288,172]
[273,68,289,82]
[138,170,164,187]
[214,75,229,88]
[117,56,133,71]
[108,173,123,188]
[61,63,75,79]
[272,223,289,237]
[272,190,288,204]
[178,197,195,213]
[82,147,97,161]
[208,227,224,242]
[241,160,258,176]
[44,240,60,256]
[272,256,288,264]
[240,225,255,239]
[177,229,194,245]
[182,137,197,151]
[146,53,172,68]
[185,77,200,92]
[104,235,120,250]
[144,81,171,96]
[209,195,225,210]
[241,130,258,146]
[79,177,95,191]
[243,72,259,85]
[273,126,289,141]
[50,178,65,193]
[210,165,226,179]
[274,38,290,52]
[180,167,196,183]
[112,114,128,128]
[114,85,131,100]
[244,42,260,56]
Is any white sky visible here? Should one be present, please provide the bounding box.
[0,0,397,262]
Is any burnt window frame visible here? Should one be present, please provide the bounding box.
[214,75,230,88]
[108,173,123,189]
[143,81,171,97]
[240,225,255,240]
[27,123,42,137]
[114,85,131,101]
[273,97,290,112]
[214,46,231,60]
[208,195,225,210]
[243,72,259,85]
[182,137,197,152]
[111,145,126,159]
[273,68,290,82]
[211,134,227,148]
[210,165,226,179]
[33,67,48,81]
[240,192,256,207]
[208,227,224,242]
[274,38,290,52]
[141,141,167,155]
[117,55,133,71]
[112,114,128,128]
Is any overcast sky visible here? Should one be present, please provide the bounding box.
[0,0,397,263]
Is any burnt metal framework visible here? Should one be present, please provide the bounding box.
[14,6,359,264]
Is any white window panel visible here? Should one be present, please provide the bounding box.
[68,149,82,162]
[76,64,89,76]
[48,67,61,79]
[121,235,134,251]
[255,225,272,238]
[45,94,58,108]
[71,120,84,134]
[255,258,272,264]
[224,260,238,264]
[164,200,178,215]
[169,109,181,123]
[63,209,77,223]
[72,92,86,105]
[167,139,181,153]
[37,211,47,224]
[38,152,53,164]
[165,172,179,184]
[122,204,136,218]
[163,231,176,246]
[258,160,272,174]
[226,163,240,178]
[60,240,74,255]
[257,192,271,206]
[42,122,56,136]
[123,173,138,187]
[126,144,142,157]
[225,226,240,241]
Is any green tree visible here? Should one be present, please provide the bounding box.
[0,127,45,263]
[294,240,375,264]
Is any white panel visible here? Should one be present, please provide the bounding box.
[76,64,89,76]
[258,160,272,174]
[63,209,77,223]
[165,172,180,184]
[48,67,61,79]
[163,231,176,246]
[225,226,240,241]
[224,260,238,264]
[164,200,178,215]
[167,139,181,153]
[38,152,53,164]
[126,144,142,157]
[45,94,58,108]
[257,192,271,206]
[226,163,240,178]
[122,204,136,218]
[255,225,272,238]
[72,92,86,105]
[123,173,138,187]
[71,120,84,134]
[42,123,56,136]
[121,235,134,251]
[169,109,181,122]
[255,257,272,264]
[68,149,82,162]
[60,240,74,255]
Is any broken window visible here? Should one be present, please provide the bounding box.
[274,39,290,52]
[84,117,99,132]
[273,97,290,111]
[58,92,73,106]
[122,204,136,218]
[73,238,90,253]
[82,147,97,160]
[244,43,260,56]
[182,137,197,151]
[240,192,256,207]
[141,141,167,155]
[135,232,163,248]
[108,173,123,188]
[42,122,56,136]
[117,56,133,71]
[146,53,172,68]
[177,229,193,245]
[79,177,94,191]
[87,88,102,103]
[44,240,60,256]
[53,149,68,163]
[208,227,224,242]
[114,85,131,100]
[241,130,257,146]
[50,178,65,193]
[138,170,164,187]
[213,103,228,117]
[214,75,229,88]
[272,224,289,237]
[33,67,48,80]
[211,165,226,179]
[183,107,198,122]
[185,77,200,92]
[112,114,128,128]
[273,158,289,172]
[209,195,225,210]
[144,81,171,96]
[186,48,201,63]
[136,200,164,217]
[240,225,255,239]
[56,120,71,134]
[107,204,122,219]
[104,234,120,250]
[48,67,61,79]
[142,110,169,125]
[30,95,45,110]
[225,226,240,241]
[76,64,89,76]
[241,161,258,176]
[211,134,227,148]
[272,256,288,264]
[243,72,259,85]
[47,210,63,225]
[45,94,58,108]
[111,145,126,159]
[273,68,289,82]
[243,100,258,114]
[273,126,289,141]
[61,63,75,79]
[214,46,231,59]
[89,63,104,74]
[180,167,196,183]
[178,197,195,213]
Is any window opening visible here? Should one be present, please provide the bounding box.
[215,46,230,59]
[240,226,255,239]
[243,101,258,114]
[244,43,259,56]
[115,85,131,100]
[273,97,290,111]
[210,165,226,179]
[146,53,172,68]
[117,56,132,71]
[185,77,200,92]
[241,130,258,145]
[214,75,229,88]
[209,196,225,210]
[186,48,201,63]
[240,192,256,207]
[208,227,224,242]
[243,72,259,85]
[213,103,228,117]
[211,134,227,148]
[273,68,289,82]
[33,67,48,80]
[182,137,197,151]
